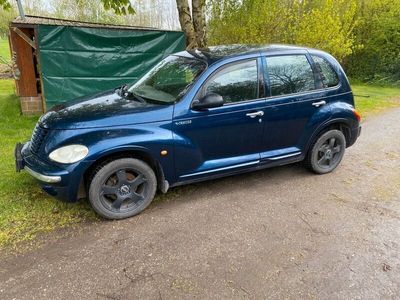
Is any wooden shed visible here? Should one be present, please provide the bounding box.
[8,15,186,115]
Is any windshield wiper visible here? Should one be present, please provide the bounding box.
[116,85,146,104]
[120,86,171,105]
[125,90,146,104]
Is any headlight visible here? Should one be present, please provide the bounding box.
[49,145,89,164]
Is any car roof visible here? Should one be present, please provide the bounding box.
[175,44,310,65]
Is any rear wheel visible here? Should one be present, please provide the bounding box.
[89,158,157,219]
[306,129,346,174]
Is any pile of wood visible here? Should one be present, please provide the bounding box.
[0,54,18,79]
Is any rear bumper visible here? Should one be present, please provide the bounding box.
[15,142,91,202]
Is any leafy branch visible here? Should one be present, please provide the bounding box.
[0,0,12,10]
[0,0,135,15]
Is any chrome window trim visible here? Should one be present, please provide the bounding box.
[265,82,343,101]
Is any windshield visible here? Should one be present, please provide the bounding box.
[128,55,206,103]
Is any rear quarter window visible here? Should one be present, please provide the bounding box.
[311,55,340,88]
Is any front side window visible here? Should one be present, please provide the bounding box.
[129,55,206,103]
[312,55,340,88]
[203,59,259,104]
[266,55,316,96]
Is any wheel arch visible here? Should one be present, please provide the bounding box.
[305,118,352,155]
[77,147,168,200]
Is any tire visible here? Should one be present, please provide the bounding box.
[88,158,157,220]
[306,129,346,174]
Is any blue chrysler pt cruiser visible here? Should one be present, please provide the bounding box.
[15,45,361,219]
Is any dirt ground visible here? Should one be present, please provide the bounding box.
[0,108,399,300]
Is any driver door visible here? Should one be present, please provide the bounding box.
[173,58,266,181]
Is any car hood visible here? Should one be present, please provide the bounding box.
[39,90,174,130]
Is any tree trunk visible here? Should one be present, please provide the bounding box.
[176,0,198,49]
[192,0,206,48]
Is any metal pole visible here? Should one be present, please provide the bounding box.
[16,0,25,20]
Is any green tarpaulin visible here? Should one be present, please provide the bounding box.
[37,25,186,109]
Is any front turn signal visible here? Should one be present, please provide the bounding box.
[353,110,362,122]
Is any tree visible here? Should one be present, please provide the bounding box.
[347,0,400,81]
[0,0,11,10]
[0,0,134,14]
[175,0,206,49]
[1,0,205,48]
[0,2,16,36]
[292,0,358,61]
[98,0,135,15]
[52,0,126,25]
[208,0,359,61]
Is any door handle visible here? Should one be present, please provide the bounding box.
[312,100,326,107]
[246,111,264,118]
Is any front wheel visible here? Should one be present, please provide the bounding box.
[306,129,346,174]
[89,158,157,219]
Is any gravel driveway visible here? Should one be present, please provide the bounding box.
[1,108,399,299]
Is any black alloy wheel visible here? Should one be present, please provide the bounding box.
[307,129,346,174]
[89,158,157,219]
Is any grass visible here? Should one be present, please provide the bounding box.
[0,38,11,60]
[0,80,96,251]
[352,84,400,117]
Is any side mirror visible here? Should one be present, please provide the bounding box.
[192,93,224,110]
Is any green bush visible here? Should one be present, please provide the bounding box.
[207,0,400,83]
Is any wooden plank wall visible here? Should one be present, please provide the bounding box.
[9,27,38,97]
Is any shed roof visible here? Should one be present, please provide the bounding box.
[11,15,180,32]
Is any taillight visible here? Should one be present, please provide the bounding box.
[353,110,362,122]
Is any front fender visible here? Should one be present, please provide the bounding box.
[46,120,176,191]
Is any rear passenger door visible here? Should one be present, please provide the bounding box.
[260,53,332,161]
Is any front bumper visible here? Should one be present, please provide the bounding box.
[14,142,90,202]
[16,143,62,183]
[25,166,61,183]
[15,142,24,172]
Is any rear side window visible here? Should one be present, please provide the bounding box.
[266,55,316,96]
[312,55,340,88]
[203,59,259,103]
